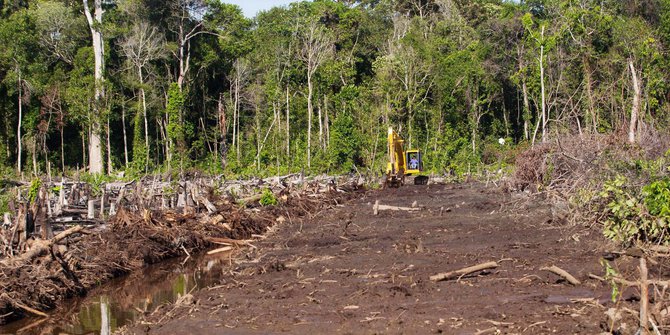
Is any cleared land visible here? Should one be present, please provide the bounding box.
[121,183,626,335]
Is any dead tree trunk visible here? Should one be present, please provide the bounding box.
[628,58,641,144]
[16,65,22,176]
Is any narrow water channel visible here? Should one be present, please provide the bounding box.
[0,251,234,335]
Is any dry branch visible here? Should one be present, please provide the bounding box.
[13,301,48,318]
[205,237,252,246]
[540,265,581,285]
[207,246,234,255]
[430,261,498,282]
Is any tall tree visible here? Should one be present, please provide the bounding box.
[120,21,166,171]
[82,0,105,173]
[298,18,333,169]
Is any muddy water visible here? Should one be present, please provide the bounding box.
[0,251,234,335]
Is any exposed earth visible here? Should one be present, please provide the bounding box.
[119,183,632,335]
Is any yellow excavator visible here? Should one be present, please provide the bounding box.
[384,127,428,188]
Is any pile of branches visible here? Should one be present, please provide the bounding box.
[512,129,670,224]
[514,130,669,191]
[0,182,362,325]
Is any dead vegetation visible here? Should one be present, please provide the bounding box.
[0,175,364,326]
[512,129,670,335]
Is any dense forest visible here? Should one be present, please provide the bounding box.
[0,0,669,178]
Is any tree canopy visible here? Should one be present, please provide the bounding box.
[0,0,667,178]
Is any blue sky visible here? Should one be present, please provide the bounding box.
[222,0,297,18]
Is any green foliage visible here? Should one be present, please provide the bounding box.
[0,0,667,185]
[132,107,147,171]
[166,83,185,167]
[600,175,670,246]
[600,176,642,244]
[0,190,11,214]
[80,172,112,197]
[328,109,360,172]
[259,188,278,206]
[601,260,621,303]
[28,178,41,204]
[642,178,670,223]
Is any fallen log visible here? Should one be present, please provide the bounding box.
[373,200,421,215]
[430,261,499,282]
[540,265,581,285]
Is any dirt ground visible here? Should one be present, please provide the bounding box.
[122,183,626,335]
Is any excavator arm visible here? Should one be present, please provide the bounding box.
[385,127,406,188]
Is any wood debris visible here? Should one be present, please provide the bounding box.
[430,261,499,282]
[540,265,581,285]
[0,175,364,326]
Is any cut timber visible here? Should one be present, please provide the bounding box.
[207,246,233,255]
[373,200,421,215]
[430,261,498,282]
[540,265,581,285]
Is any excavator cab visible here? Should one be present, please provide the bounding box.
[405,150,423,175]
[406,149,428,185]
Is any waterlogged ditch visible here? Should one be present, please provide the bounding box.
[0,251,234,335]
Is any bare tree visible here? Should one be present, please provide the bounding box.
[298,19,333,169]
[517,43,531,140]
[628,58,641,143]
[120,21,166,171]
[169,0,219,91]
[539,26,547,143]
[229,58,250,162]
[15,64,31,176]
[40,87,65,173]
[382,16,433,148]
[82,0,105,173]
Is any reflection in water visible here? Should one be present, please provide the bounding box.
[101,298,110,335]
[0,252,233,335]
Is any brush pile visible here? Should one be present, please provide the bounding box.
[0,175,364,325]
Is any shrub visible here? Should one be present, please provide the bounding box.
[259,188,278,206]
[600,176,670,246]
[28,178,42,204]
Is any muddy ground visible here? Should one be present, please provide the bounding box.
[117,182,651,335]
